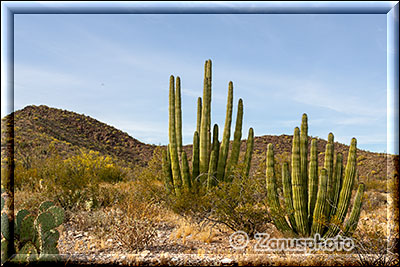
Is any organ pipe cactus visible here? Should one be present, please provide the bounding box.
[226,98,244,180]
[216,81,234,181]
[266,114,365,238]
[181,151,191,190]
[307,139,318,227]
[266,144,295,235]
[200,60,212,174]
[243,127,254,179]
[164,60,253,194]
[291,127,309,236]
[192,131,200,181]
[196,98,202,136]
[162,146,174,195]
[168,75,182,195]
[175,77,183,159]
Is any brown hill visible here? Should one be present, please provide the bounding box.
[1,105,156,168]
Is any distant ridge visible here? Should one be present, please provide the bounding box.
[1,105,157,167]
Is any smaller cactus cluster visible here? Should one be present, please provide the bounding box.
[164,59,254,196]
[1,191,64,262]
[265,114,365,238]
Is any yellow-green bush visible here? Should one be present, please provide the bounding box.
[14,148,127,210]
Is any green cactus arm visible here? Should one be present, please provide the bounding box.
[207,130,212,163]
[196,97,202,137]
[324,138,357,238]
[311,168,329,236]
[168,75,182,195]
[162,146,174,195]
[207,150,218,189]
[329,153,343,218]
[211,124,220,168]
[324,133,335,220]
[266,144,294,234]
[282,162,297,232]
[206,60,212,161]
[300,114,308,216]
[216,81,233,181]
[181,151,192,191]
[243,127,254,179]
[291,127,309,236]
[226,98,243,180]
[308,139,318,228]
[344,183,365,236]
[175,76,183,159]
[200,60,211,173]
[192,131,200,183]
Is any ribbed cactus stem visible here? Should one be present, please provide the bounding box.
[192,131,200,182]
[291,127,309,236]
[324,133,335,219]
[181,151,191,190]
[308,139,318,227]
[324,138,357,238]
[207,60,212,159]
[226,98,243,179]
[168,75,182,195]
[311,168,329,236]
[266,144,293,234]
[282,162,297,232]
[207,130,212,161]
[200,60,211,173]
[162,146,174,195]
[216,81,233,181]
[196,97,202,135]
[207,150,218,189]
[300,114,308,216]
[330,153,343,218]
[243,127,254,178]
[211,124,220,167]
[344,183,365,236]
[175,76,183,159]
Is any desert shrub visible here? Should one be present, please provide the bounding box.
[129,147,171,204]
[164,163,271,238]
[352,211,399,266]
[14,148,127,210]
[70,184,159,253]
[42,150,127,210]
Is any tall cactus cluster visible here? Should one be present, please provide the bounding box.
[265,114,365,237]
[164,59,254,196]
[1,193,64,263]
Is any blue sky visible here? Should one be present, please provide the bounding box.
[10,13,389,153]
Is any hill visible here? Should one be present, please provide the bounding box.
[1,105,156,168]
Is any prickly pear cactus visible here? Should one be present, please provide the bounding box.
[1,188,11,263]
[11,200,65,263]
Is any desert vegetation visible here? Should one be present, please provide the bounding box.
[1,60,398,266]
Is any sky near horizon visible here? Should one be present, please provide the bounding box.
[11,13,388,153]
